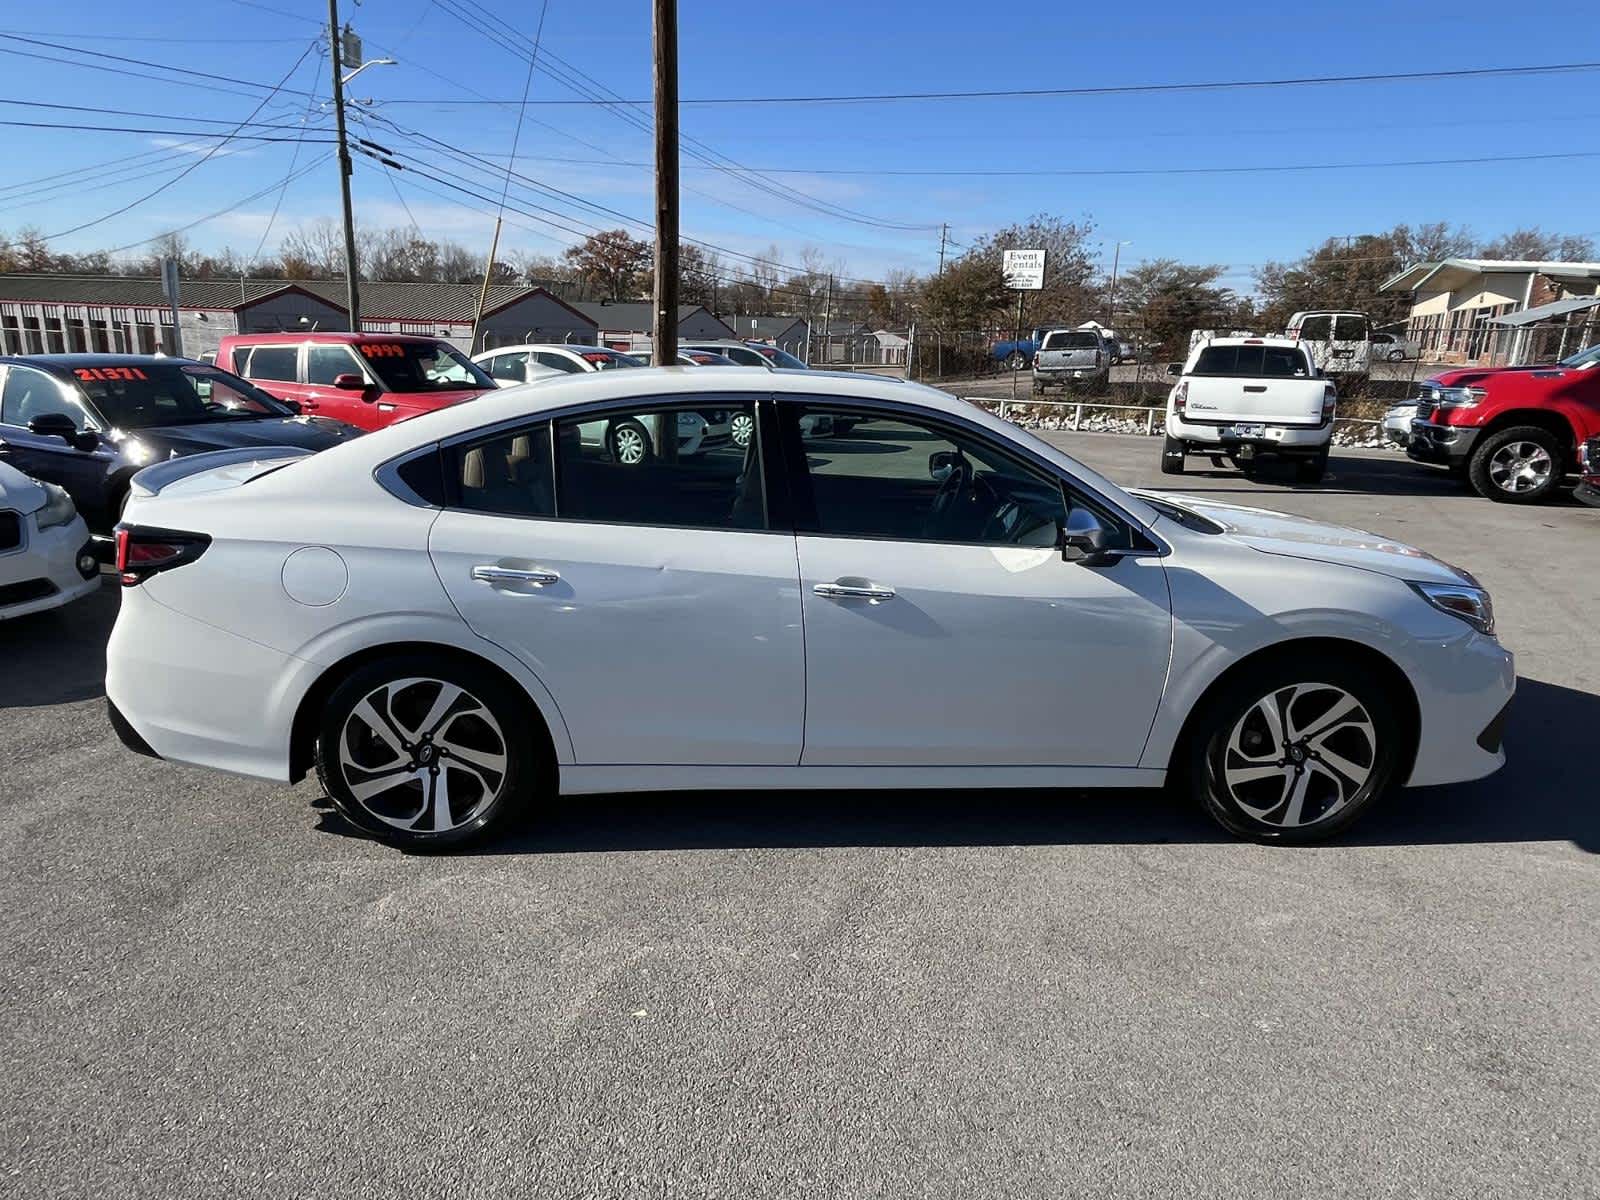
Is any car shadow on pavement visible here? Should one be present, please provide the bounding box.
[1155,452,1593,505]
[313,678,1597,855]
[0,580,116,709]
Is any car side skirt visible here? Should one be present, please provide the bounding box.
[559,764,1168,795]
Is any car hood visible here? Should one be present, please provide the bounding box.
[1426,363,1564,387]
[387,388,495,409]
[0,459,46,512]
[1133,490,1478,586]
[116,415,362,457]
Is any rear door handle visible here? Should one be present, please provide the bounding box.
[813,577,896,601]
[472,564,561,587]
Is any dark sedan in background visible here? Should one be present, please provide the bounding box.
[0,355,362,533]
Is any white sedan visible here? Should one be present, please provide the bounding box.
[0,460,100,619]
[105,370,1513,849]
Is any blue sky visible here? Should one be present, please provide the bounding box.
[3,0,1598,295]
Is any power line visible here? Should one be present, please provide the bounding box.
[378,60,1600,106]
[0,96,333,132]
[250,49,327,265]
[0,118,336,143]
[7,39,321,246]
[0,32,319,100]
[101,155,332,257]
[0,28,310,44]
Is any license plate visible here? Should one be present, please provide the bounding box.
[1228,423,1266,438]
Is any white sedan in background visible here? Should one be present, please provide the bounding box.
[105,370,1512,850]
[0,460,100,619]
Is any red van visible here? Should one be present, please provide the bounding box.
[216,333,498,431]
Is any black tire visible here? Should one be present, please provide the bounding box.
[1467,424,1564,504]
[606,417,654,467]
[315,653,537,850]
[1294,447,1330,484]
[1186,652,1404,844]
[1160,435,1186,475]
[1005,350,1026,371]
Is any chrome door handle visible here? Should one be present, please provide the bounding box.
[472,564,561,587]
[813,578,896,601]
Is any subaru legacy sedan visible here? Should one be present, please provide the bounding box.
[106,368,1512,849]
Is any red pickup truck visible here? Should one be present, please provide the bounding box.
[1406,342,1600,503]
[216,332,497,432]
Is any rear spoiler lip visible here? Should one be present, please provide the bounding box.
[129,446,313,498]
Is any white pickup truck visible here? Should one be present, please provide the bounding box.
[1161,336,1337,483]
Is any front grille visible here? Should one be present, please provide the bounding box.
[1414,400,1436,422]
[0,510,20,552]
[0,578,56,606]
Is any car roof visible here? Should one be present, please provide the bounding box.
[1200,337,1302,348]
[260,366,1157,527]
[220,332,450,345]
[0,353,205,371]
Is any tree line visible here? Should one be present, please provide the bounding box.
[1,217,1592,360]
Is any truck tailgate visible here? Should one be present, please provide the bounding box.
[1182,377,1327,425]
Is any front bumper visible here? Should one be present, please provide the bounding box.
[0,521,101,621]
[1406,420,1480,468]
[1576,479,1600,508]
[1405,631,1514,788]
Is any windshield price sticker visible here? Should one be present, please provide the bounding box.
[74,366,148,382]
[359,344,407,359]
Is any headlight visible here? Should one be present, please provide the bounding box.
[34,482,78,531]
[1411,581,1495,636]
[1429,385,1487,408]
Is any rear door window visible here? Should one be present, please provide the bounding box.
[244,345,299,381]
[1335,314,1370,341]
[487,352,529,383]
[1297,315,1334,340]
[533,351,583,374]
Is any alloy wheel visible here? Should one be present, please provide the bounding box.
[1221,683,1377,829]
[612,425,647,465]
[336,677,509,834]
[1487,441,1552,495]
[730,412,754,448]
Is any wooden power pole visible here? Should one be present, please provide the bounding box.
[651,0,679,364]
[327,0,360,330]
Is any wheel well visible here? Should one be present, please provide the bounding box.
[1166,637,1420,783]
[288,641,559,786]
[1478,409,1576,453]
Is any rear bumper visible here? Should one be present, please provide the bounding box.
[1406,421,1480,468]
[1168,414,1330,453]
[1032,366,1108,387]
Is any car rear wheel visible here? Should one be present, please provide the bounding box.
[1295,447,1330,484]
[607,418,653,466]
[1468,425,1563,504]
[729,411,754,448]
[1160,435,1186,474]
[1005,351,1026,371]
[316,654,535,850]
[1188,654,1402,843]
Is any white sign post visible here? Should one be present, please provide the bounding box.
[1001,249,1045,415]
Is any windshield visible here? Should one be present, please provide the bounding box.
[1041,331,1100,350]
[752,345,809,369]
[1559,343,1600,369]
[683,352,736,366]
[578,348,643,370]
[1192,344,1310,377]
[357,341,496,392]
[68,362,293,428]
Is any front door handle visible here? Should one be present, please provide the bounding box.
[813,577,896,601]
[472,564,561,587]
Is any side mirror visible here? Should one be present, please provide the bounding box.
[928,449,962,480]
[1058,507,1113,566]
[28,412,79,441]
[1166,362,1183,377]
[332,372,368,392]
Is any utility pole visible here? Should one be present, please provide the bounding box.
[469,218,504,354]
[819,273,833,366]
[651,0,679,367]
[937,223,949,275]
[1106,239,1130,326]
[328,0,360,330]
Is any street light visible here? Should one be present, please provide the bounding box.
[1106,240,1132,326]
[341,57,396,87]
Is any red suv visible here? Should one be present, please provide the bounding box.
[1406,342,1600,503]
[217,333,497,431]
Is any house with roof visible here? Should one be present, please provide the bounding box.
[1379,258,1600,364]
[0,274,347,358]
[572,301,736,351]
[733,315,810,357]
[0,274,600,359]
[298,281,596,352]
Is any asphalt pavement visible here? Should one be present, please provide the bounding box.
[2,435,1596,1199]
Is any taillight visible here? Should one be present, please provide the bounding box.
[114,525,211,587]
[1322,384,1337,422]
[1173,381,1189,413]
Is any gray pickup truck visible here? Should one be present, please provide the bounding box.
[1031,329,1111,393]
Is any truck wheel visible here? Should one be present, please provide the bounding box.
[1006,351,1026,371]
[1468,425,1563,504]
[1160,436,1186,475]
[1295,447,1330,484]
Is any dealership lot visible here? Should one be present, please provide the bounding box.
[2,434,1596,1198]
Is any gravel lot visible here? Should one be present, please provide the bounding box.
[2,435,1596,1199]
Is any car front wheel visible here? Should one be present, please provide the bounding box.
[1468,425,1563,503]
[1187,654,1402,843]
[607,418,654,466]
[729,411,754,448]
[316,654,534,849]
